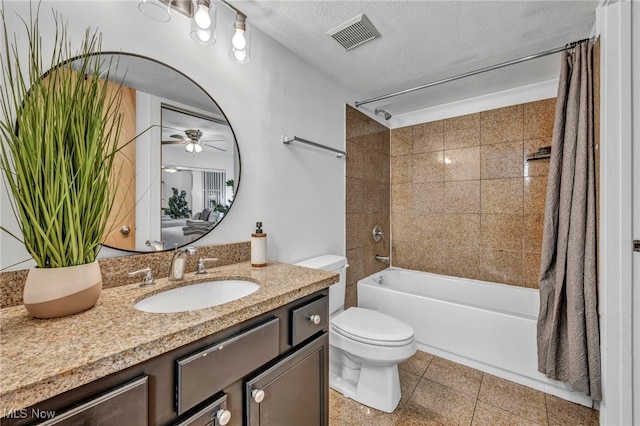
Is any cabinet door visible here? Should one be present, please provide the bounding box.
[38,376,148,426]
[245,333,328,426]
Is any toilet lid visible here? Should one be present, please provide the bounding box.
[331,307,414,345]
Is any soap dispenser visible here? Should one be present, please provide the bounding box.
[251,222,267,267]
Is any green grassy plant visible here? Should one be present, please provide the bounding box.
[0,7,124,268]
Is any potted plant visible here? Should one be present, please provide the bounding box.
[0,9,125,318]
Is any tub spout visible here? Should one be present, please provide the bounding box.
[375,255,390,264]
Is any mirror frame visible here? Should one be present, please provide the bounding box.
[61,51,242,253]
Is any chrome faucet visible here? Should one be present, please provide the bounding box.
[195,257,220,275]
[128,267,156,287]
[375,255,390,264]
[168,246,196,281]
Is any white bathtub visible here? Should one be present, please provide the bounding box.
[357,267,593,406]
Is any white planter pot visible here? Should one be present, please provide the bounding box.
[23,261,102,318]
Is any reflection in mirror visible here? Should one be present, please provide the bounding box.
[160,105,237,250]
[70,53,240,252]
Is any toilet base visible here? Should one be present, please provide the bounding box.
[329,347,402,413]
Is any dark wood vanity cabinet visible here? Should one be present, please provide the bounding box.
[2,290,329,426]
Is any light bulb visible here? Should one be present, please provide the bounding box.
[197,29,211,42]
[233,49,247,62]
[185,143,194,153]
[194,143,203,153]
[232,28,246,50]
[194,4,211,29]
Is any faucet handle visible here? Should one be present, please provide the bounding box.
[195,258,219,275]
[128,267,156,287]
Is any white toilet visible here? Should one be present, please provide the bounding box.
[296,254,416,413]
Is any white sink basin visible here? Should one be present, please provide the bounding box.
[134,280,260,313]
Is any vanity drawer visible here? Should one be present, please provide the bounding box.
[176,318,280,416]
[290,295,328,346]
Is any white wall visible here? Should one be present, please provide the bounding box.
[597,1,635,424]
[0,1,353,269]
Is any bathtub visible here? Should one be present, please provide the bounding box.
[357,267,593,406]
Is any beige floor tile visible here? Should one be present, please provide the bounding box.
[399,350,434,377]
[393,401,447,425]
[478,374,547,424]
[329,389,404,426]
[472,401,545,426]
[410,378,477,426]
[399,368,421,404]
[546,394,599,426]
[424,356,483,398]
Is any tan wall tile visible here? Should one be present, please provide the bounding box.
[345,284,358,309]
[414,182,444,213]
[444,180,481,214]
[479,249,523,286]
[346,177,364,214]
[444,146,481,181]
[524,214,544,253]
[414,213,447,241]
[444,113,481,149]
[346,213,365,250]
[413,151,444,183]
[391,213,413,242]
[363,150,390,182]
[441,243,480,280]
[443,214,481,247]
[524,176,548,214]
[524,138,552,177]
[346,139,364,179]
[391,127,413,156]
[363,180,389,214]
[480,104,523,145]
[524,98,556,139]
[481,214,524,251]
[346,105,365,141]
[523,252,542,289]
[392,183,413,212]
[481,140,524,179]
[392,155,413,184]
[481,178,524,214]
[414,120,444,153]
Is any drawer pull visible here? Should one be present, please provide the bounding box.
[252,388,265,403]
[216,409,231,425]
[309,314,321,325]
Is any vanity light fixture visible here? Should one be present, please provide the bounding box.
[138,0,172,22]
[229,11,251,63]
[191,0,216,45]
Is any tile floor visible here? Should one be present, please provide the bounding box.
[329,350,599,426]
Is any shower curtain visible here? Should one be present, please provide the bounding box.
[536,41,601,400]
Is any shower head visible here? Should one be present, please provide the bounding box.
[375,107,392,120]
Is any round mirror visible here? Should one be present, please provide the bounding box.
[69,52,240,252]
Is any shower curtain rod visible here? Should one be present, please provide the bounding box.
[355,37,593,108]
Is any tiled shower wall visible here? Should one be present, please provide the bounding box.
[345,106,390,308]
[390,99,556,287]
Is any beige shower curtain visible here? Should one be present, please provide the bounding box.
[536,41,601,400]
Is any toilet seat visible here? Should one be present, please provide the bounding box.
[331,307,414,347]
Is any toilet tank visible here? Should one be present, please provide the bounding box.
[295,255,348,316]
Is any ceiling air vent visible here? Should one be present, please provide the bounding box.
[327,14,380,51]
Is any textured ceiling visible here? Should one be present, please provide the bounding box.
[228,0,599,117]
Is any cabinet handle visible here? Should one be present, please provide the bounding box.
[216,408,231,425]
[252,388,265,403]
[309,314,321,325]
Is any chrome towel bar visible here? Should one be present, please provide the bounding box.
[282,135,346,158]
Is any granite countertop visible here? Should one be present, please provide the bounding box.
[0,261,338,411]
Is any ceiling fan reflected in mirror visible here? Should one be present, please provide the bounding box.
[161,128,227,153]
